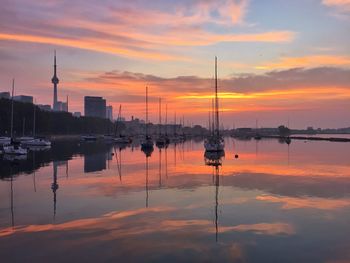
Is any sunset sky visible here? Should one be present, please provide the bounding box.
[0,0,349,128]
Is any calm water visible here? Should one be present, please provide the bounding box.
[1,138,350,262]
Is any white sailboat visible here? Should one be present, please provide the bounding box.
[0,137,11,145]
[21,102,51,147]
[113,105,131,144]
[204,57,225,153]
[3,79,28,156]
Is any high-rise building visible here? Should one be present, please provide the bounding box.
[51,51,60,111]
[13,95,33,103]
[84,96,106,118]
[0,92,10,99]
[106,105,113,121]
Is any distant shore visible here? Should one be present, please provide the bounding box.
[260,135,350,142]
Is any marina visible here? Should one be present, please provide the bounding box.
[1,138,350,262]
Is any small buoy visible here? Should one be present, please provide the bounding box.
[235,154,239,159]
[111,153,114,156]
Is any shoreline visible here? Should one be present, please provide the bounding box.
[260,135,350,142]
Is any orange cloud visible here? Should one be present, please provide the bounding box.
[257,195,350,210]
[218,222,295,235]
[0,33,179,61]
[0,0,295,64]
[322,0,350,11]
[54,67,350,122]
[256,55,350,70]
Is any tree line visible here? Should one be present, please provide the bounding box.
[0,98,115,136]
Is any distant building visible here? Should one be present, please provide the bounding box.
[37,104,52,111]
[0,92,10,99]
[61,102,68,112]
[73,112,81,117]
[106,105,113,121]
[84,96,106,118]
[52,51,60,111]
[13,95,33,104]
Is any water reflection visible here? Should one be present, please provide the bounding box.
[51,161,59,220]
[0,138,350,262]
[204,150,223,242]
[84,151,107,173]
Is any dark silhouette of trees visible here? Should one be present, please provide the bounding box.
[0,98,114,135]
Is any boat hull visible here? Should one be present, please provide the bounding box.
[22,139,51,147]
[204,141,225,152]
[0,137,11,145]
[3,145,28,155]
[81,135,97,141]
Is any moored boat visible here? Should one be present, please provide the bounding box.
[0,137,11,145]
[3,144,28,155]
[22,138,51,147]
[81,135,97,141]
[204,57,225,153]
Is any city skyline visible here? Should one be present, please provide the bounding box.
[0,0,349,128]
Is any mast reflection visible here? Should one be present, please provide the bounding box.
[204,150,224,242]
[51,162,59,221]
[10,174,14,228]
[158,148,162,187]
[142,147,153,208]
[114,146,123,182]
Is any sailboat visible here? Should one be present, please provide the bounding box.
[254,119,262,140]
[204,57,225,153]
[0,137,11,145]
[141,86,154,156]
[156,98,167,148]
[164,104,170,145]
[3,79,28,156]
[113,105,132,144]
[22,103,51,147]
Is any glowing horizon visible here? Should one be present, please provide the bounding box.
[0,0,349,128]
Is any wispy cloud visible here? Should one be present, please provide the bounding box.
[256,55,350,70]
[257,195,350,210]
[322,0,350,12]
[0,0,295,60]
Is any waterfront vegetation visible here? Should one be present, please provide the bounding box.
[0,98,114,135]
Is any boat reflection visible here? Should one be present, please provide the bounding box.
[204,150,225,166]
[3,154,27,162]
[26,145,51,152]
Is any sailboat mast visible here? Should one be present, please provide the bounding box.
[165,104,168,136]
[208,111,211,133]
[215,57,219,138]
[174,112,177,136]
[158,97,161,136]
[10,79,15,138]
[33,104,36,137]
[146,86,148,137]
[211,98,215,136]
[115,104,121,136]
[22,118,26,137]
